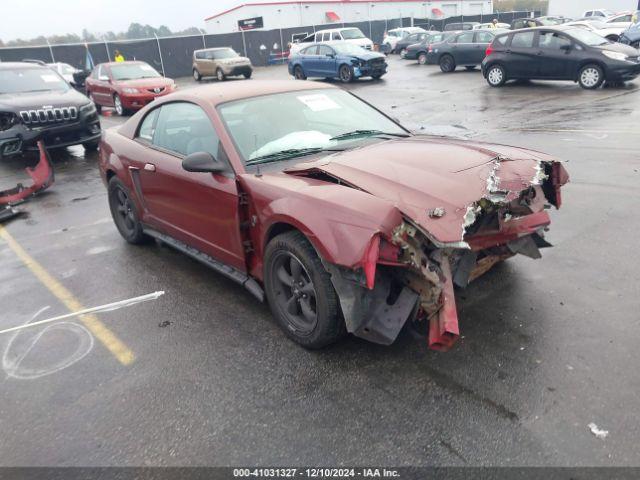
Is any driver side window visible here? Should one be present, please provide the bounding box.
[152,102,221,159]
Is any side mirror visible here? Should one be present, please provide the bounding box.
[182,151,226,173]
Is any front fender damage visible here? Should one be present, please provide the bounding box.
[322,155,569,351]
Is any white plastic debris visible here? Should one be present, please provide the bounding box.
[588,423,609,440]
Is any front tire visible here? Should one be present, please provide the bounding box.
[578,64,604,89]
[243,71,252,79]
[216,68,226,81]
[107,177,148,244]
[264,231,345,349]
[486,64,507,87]
[439,54,456,73]
[339,64,354,83]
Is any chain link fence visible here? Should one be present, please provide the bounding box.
[0,11,538,78]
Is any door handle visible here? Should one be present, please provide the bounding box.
[505,49,512,54]
[537,51,544,55]
[144,163,156,172]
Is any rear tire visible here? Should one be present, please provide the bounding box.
[294,65,306,80]
[107,177,149,245]
[578,64,604,89]
[486,64,507,87]
[417,52,428,65]
[243,71,252,79]
[216,68,226,81]
[264,231,346,349]
[400,48,408,58]
[83,140,99,152]
[113,94,127,116]
[193,69,202,81]
[439,54,456,73]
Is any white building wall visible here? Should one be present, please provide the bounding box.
[205,1,494,34]
[548,0,638,18]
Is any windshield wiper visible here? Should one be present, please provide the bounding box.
[246,147,340,166]
[330,129,410,141]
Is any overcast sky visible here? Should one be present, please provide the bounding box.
[1,0,243,41]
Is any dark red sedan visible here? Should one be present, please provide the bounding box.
[99,81,568,351]
[85,61,176,115]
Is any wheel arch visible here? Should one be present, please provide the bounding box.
[574,60,608,81]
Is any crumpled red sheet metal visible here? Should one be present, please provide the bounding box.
[0,141,54,205]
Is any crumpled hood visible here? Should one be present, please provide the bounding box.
[286,136,566,244]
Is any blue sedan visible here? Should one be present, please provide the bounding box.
[288,42,388,83]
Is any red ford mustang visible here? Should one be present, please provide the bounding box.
[86,61,177,116]
[99,81,569,350]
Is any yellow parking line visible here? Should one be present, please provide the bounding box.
[0,225,135,366]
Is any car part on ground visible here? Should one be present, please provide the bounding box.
[99,81,569,352]
[0,141,54,205]
[0,62,101,158]
[482,26,640,89]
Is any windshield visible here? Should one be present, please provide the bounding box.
[218,89,407,165]
[110,63,161,80]
[585,21,609,29]
[566,27,610,45]
[341,28,365,40]
[333,43,366,55]
[0,67,69,94]
[212,48,239,59]
[538,17,565,25]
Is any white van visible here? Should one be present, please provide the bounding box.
[383,27,426,52]
[290,28,373,56]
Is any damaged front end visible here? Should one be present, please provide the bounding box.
[324,156,569,351]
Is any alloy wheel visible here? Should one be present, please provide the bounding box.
[114,95,124,115]
[400,48,407,58]
[113,186,136,236]
[418,53,427,65]
[339,65,352,83]
[271,251,318,335]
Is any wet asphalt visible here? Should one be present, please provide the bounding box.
[0,56,639,467]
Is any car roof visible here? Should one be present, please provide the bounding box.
[314,27,361,33]
[0,62,47,70]
[169,80,336,107]
[194,47,234,52]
